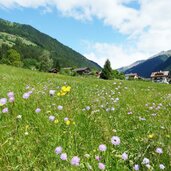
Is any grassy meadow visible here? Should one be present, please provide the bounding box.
[0,64,171,171]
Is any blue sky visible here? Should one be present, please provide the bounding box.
[0,0,171,68]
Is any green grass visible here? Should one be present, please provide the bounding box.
[0,64,171,171]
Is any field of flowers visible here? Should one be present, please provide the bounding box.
[0,65,171,171]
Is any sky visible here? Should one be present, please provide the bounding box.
[0,0,171,69]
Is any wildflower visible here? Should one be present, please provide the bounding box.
[25,132,29,135]
[49,115,55,121]
[57,105,63,110]
[2,107,8,113]
[86,106,91,111]
[9,97,15,103]
[64,117,69,121]
[23,93,30,99]
[65,120,70,125]
[139,117,146,121]
[122,152,128,160]
[49,90,56,96]
[35,108,41,113]
[111,136,120,145]
[148,134,154,139]
[99,144,107,152]
[55,146,62,154]
[71,156,80,166]
[128,111,132,115]
[159,164,165,170]
[0,98,7,106]
[98,163,105,170]
[133,164,139,170]
[156,148,163,154]
[7,92,14,98]
[60,153,67,161]
[142,158,150,165]
[95,156,101,161]
[111,107,115,111]
[16,115,22,119]
[54,119,59,124]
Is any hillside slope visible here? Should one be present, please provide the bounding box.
[0,18,101,70]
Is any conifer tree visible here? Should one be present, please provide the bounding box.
[100,59,113,80]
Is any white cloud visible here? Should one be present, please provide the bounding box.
[83,41,148,69]
[1,0,171,68]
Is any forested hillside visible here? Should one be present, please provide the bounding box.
[0,18,101,71]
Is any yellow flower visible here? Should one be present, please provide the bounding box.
[57,92,61,96]
[65,86,71,92]
[60,92,66,96]
[54,119,59,124]
[66,120,71,125]
[148,134,154,139]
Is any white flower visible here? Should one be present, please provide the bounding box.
[159,164,165,170]
[57,105,63,110]
[142,158,150,165]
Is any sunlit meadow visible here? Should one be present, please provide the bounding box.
[0,65,171,171]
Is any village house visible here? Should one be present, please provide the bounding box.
[125,73,139,80]
[73,67,91,75]
[151,71,170,84]
[48,68,59,73]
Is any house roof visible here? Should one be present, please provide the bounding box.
[73,67,90,72]
[151,71,170,77]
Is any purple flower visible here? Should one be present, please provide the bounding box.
[23,93,30,99]
[9,97,15,103]
[99,144,107,152]
[98,163,105,170]
[49,90,56,96]
[71,156,80,166]
[60,153,67,161]
[64,117,69,121]
[35,108,41,113]
[111,136,120,145]
[49,115,55,121]
[159,164,165,170]
[95,156,101,161]
[133,164,139,170]
[2,107,8,113]
[156,148,163,154]
[55,146,62,154]
[0,98,7,106]
[122,152,128,160]
[7,92,14,98]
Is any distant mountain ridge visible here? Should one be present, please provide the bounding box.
[0,18,101,70]
[119,50,171,78]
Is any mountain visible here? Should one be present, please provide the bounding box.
[118,60,145,73]
[0,18,101,71]
[123,50,171,78]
